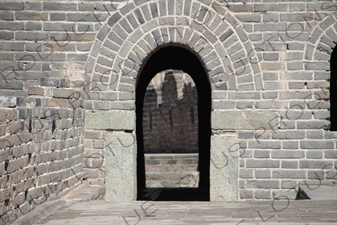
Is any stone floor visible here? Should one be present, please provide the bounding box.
[10,182,337,225]
[35,200,337,225]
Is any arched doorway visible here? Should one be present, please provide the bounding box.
[331,47,336,131]
[136,44,211,201]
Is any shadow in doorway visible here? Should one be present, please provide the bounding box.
[136,45,211,201]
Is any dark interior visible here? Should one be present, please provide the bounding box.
[331,46,336,131]
[135,44,211,201]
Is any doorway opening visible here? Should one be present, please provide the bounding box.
[143,70,199,189]
[136,45,211,201]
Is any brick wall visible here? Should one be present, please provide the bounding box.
[143,70,198,153]
[0,78,85,224]
[0,0,336,204]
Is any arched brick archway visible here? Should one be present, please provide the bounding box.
[305,12,337,131]
[85,0,264,201]
[135,44,211,200]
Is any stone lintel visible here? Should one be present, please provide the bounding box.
[85,110,135,130]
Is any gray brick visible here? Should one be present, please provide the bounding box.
[282,141,298,149]
[67,13,103,23]
[67,54,87,62]
[0,31,13,40]
[240,169,253,178]
[281,160,298,169]
[16,32,48,41]
[263,72,278,81]
[273,170,305,179]
[240,190,253,199]
[0,2,24,10]
[212,101,235,109]
[228,92,260,100]
[0,11,14,20]
[246,159,280,168]
[271,150,304,159]
[297,121,330,129]
[305,62,329,70]
[26,22,42,31]
[306,131,324,139]
[314,111,330,119]
[50,13,66,21]
[44,22,73,31]
[77,43,92,51]
[15,12,48,21]
[281,180,297,189]
[324,150,337,159]
[255,169,271,179]
[300,140,334,149]
[108,12,122,27]
[254,4,287,12]
[43,2,77,11]
[51,53,66,61]
[255,190,271,199]
[254,150,270,158]
[119,92,134,101]
[110,101,134,110]
[263,13,278,22]
[236,14,261,22]
[236,102,253,109]
[263,52,279,61]
[254,23,287,31]
[299,160,333,169]
[25,2,42,10]
[247,180,279,189]
[0,42,24,51]
[255,101,284,109]
[307,151,323,159]
[308,171,324,180]
[0,53,14,61]
[249,141,281,149]
[272,131,305,139]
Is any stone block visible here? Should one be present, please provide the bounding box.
[104,131,136,200]
[210,134,238,201]
[28,86,45,96]
[85,110,135,131]
[212,111,279,130]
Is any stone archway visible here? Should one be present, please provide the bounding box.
[135,44,211,201]
[305,12,337,131]
[85,0,264,201]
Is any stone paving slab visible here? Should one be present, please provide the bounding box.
[34,199,336,225]
[10,183,337,225]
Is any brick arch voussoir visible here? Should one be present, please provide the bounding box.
[88,0,264,95]
[306,13,337,62]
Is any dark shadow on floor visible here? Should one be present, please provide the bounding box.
[138,188,209,201]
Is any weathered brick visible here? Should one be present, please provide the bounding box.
[0,31,13,40]
[246,159,280,168]
[15,32,48,41]
[0,2,24,10]
[273,170,306,179]
[271,150,304,159]
[300,160,333,169]
[247,180,279,189]
[43,2,77,11]
[0,11,14,21]
[255,169,271,179]
[15,12,48,20]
